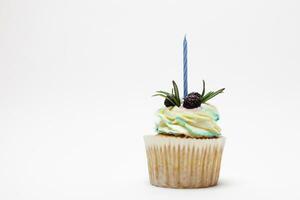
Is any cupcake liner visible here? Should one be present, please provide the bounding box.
[144,135,225,188]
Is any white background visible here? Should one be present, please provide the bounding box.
[1,0,300,199]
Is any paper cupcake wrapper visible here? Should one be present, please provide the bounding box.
[144,135,225,188]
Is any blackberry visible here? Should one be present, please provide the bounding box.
[183,93,201,109]
[188,92,201,98]
[164,96,175,107]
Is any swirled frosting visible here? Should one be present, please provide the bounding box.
[155,103,221,138]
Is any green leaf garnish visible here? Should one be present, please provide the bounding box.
[172,80,180,106]
[201,88,225,103]
[152,81,181,107]
[201,80,205,96]
[155,91,172,96]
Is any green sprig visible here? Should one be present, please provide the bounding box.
[200,81,225,103]
[152,80,181,107]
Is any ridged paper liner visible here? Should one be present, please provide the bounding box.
[144,135,225,188]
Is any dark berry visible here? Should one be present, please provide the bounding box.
[183,93,201,109]
[188,92,201,98]
[164,96,175,107]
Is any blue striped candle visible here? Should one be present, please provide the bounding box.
[183,36,188,97]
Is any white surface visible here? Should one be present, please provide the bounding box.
[1,0,300,199]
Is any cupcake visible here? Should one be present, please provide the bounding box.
[144,80,225,188]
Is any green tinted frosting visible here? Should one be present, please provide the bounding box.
[155,103,221,138]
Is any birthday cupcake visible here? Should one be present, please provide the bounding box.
[144,37,225,188]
